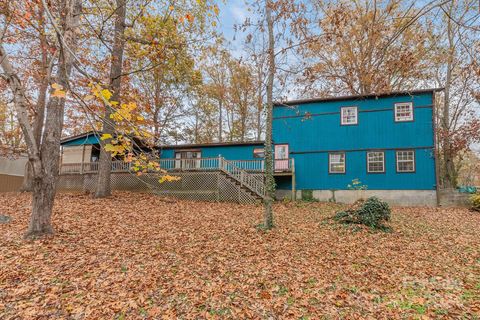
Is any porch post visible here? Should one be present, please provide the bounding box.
[291,158,296,201]
[59,146,63,174]
[80,144,85,174]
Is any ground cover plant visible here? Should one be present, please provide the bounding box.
[471,193,480,212]
[1,192,479,319]
[334,197,391,231]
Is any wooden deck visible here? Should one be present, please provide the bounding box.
[59,157,296,201]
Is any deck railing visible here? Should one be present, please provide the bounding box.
[221,159,265,197]
[60,158,294,174]
[59,162,102,174]
[157,157,220,171]
[229,159,264,172]
[59,157,295,199]
[222,159,294,172]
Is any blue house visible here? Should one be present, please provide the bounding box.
[273,88,440,206]
[157,141,265,163]
[60,88,440,206]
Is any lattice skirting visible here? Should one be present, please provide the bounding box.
[57,171,262,204]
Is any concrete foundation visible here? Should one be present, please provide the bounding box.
[276,189,438,206]
[438,188,470,207]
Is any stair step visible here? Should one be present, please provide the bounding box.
[221,171,265,199]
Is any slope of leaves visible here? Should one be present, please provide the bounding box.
[0,193,479,319]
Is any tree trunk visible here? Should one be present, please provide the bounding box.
[28,159,54,237]
[442,2,456,189]
[218,99,222,142]
[256,75,263,141]
[20,2,49,192]
[153,77,161,142]
[96,0,126,198]
[20,62,49,192]
[263,0,275,230]
[25,0,82,238]
[20,161,34,192]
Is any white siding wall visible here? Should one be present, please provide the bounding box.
[62,145,92,164]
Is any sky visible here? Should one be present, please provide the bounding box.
[216,0,251,57]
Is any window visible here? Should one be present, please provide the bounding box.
[394,102,413,122]
[253,148,265,158]
[329,152,346,173]
[367,151,385,173]
[174,150,201,169]
[396,150,415,172]
[341,106,358,125]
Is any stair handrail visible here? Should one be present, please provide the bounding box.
[219,157,265,198]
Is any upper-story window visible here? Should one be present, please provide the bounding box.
[329,152,346,174]
[394,102,414,122]
[396,150,415,172]
[341,106,358,125]
[367,151,385,173]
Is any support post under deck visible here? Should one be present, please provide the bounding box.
[291,158,296,201]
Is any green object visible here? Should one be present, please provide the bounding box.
[301,190,314,201]
[458,186,477,194]
[470,194,480,212]
[335,196,391,230]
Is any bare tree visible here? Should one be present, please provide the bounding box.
[433,0,480,188]
[96,0,127,198]
[0,0,82,238]
[263,0,275,229]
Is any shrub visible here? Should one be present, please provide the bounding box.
[470,193,480,212]
[301,190,314,201]
[334,197,391,230]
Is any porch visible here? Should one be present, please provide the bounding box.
[58,157,296,203]
[59,157,295,175]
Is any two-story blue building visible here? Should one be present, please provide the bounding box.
[273,88,440,206]
[60,89,440,206]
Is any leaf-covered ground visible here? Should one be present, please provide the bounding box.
[1,192,479,319]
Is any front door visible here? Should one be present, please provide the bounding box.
[274,144,289,171]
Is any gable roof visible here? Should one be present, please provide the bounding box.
[274,88,444,107]
[61,131,101,146]
[61,131,152,150]
[61,131,264,150]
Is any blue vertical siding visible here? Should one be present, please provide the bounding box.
[159,144,262,160]
[273,92,436,190]
[61,91,437,193]
[62,135,100,146]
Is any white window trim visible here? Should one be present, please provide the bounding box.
[341,106,358,125]
[329,152,346,174]
[367,151,385,173]
[394,102,414,122]
[396,150,415,172]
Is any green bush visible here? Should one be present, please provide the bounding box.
[301,190,314,201]
[334,197,391,230]
[470,193,480,212]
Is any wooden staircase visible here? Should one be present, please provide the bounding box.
[220,172,264,201]
[219,158,265,200]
